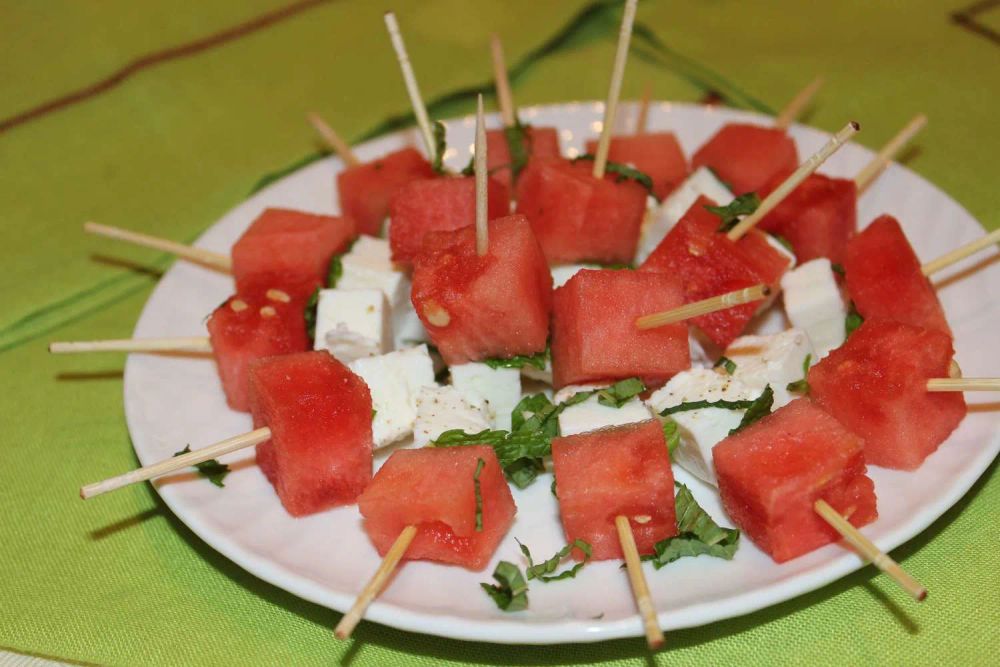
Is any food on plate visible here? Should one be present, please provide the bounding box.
[583,132,688,200]
[311,287,393,363]
[758,173,857,265]
[337,147,436,236]
[486,125,562,195]
[691,123,798,195]
[723,329,815,409]
[780,258,847,360]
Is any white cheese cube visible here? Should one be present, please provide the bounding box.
[753,234,797,315]
[646,368,758,486]
[337,236,410,308]
[348,345,436,448]
[689,329,717,368]
[724,329,815,409]
[412,386,491,447]
[520,358,553,385]
[636,167,733,264]
[450,362,522,431]
[551,264,598,289]
[314,288,392,363]
[780,258,847,361]
[554,383,652,437]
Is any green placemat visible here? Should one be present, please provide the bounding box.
[2,1,998,664]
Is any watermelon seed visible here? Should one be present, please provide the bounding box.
[230,299,248,312]
[423,302,451,327]
[633,515,652,524]
[260,306,277,318]
[266,289,291,303]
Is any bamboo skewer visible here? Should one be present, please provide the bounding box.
[384,12,436,162]
[474,94,489,256]
[926,378,1000,392]
[634,81,652,135]
[774,76,824,130]
[726,121,860,241]
[334,525,418,639]
[80,427,271,499]
[49,337,212,354]
[592,0,638,179]
[84,222,232,272]
[490,34,516,128]
[921,227,1000,276]
[854,114,927,193]
[615,515,665,649]
[813,499,927,601]
[636,284,771,330]
[306,112,361,167]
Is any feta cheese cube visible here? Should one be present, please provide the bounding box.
[553,383,652,437]
[724,329,815,409]
[412,386,492,447]
[337,236,410,308]
[780,258,847,360]
[551,263,599,289]
[636,167,733,264]
[348,345,436,448]
[314,288,392,363]
[646,368,758,486]
[450,362,522,431]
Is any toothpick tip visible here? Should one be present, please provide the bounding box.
[850,120,860,131]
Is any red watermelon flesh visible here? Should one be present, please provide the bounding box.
[640,196,792,348]
[551,268,689,389]
[515,158,648,264]
[758,173,857,265]
[714,398,877,563]
[584,132,689,200]
[844,215,951,336]
[249,351,373,516]
[411,214,552,365]
[231,208,355,297]
[691,123,798,195]
[358,446,516,570]
[551,420,677,560]
[486,125,561,194]
[206,286,310,412]
[388,176,510,264]
[337,147,435,236]
[808,319,966,470]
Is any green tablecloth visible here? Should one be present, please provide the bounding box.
[2,1,997,664]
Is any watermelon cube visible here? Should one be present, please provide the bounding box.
[231,208,356,298]
[486,125,561,194]
[758,173,857,265]
[388,176,510,264]
[515,158,648,264]
[584,132,688,200]
[249,351,373,516]
[691,123,798,195]
[844,215,951,336]
[410,214,552,365]
[714,398,877,563]
[551,420,677,560]
[337,147,435,236]
[358,446,516,570]
[206,287,310,411]
[640,196,793,348]
[808,319,966,470]
[550,268,689,389]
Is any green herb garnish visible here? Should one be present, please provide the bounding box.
[714,356,737,375]
[786,354,812,395]
[845,302,864,337]
[431,120,448,174]
[831,263,845,277]
[571,154,657,200]
[304,286,321,340]
[503,120,531,181]
[172,445,230,488]
[705,193,761,232]
[517,538,593,582]
[661,416,680,456]
[473,458,485,532]
[481,561,528,611]
[483,347,549,372]
[728,386,773,435]
[642,483,740,568]
[596,377,646,408]
[659,396,758,416]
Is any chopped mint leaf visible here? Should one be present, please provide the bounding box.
[433,427,548,489]
[326,238,354,289]
[460,156,474,176]
[473,458,485,532]
[661,416,680,456]
[371,409,377,420]
[786,354,812,395]
[503,121,531,181]
[517,538,592,582]
[550,477,558,498]
[706,193,761,232]
[481,561,528,611]
[831,263,846,277]
[173,445,230,488]
[571,154,657,200]
[596,377,646,408]
[660,396,758,416]
[304,286,321,340]
[511,393,560,439]
[714,356,737,375]
[431,121,448,174]
[483,347,549,372]
[643,483,740,568]
[845,302,864,337]
[728,386,773,436]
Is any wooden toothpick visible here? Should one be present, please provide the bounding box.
[634,81,652,135]
[615,515,665,650]
[855,114,927,193]
[80,427,272,499]
[592,0,638,179]
[84,222,232,272]
[49,337,212,354]
[306,112,361,167]
[814,499,927,601]
[334,524,418,639]
[926,378,1000,392]
[726,121,860,241]
[474,94,489,256]
[636,284,771,330]
[774,76,824,130]
[490,34,516,128]
[384,12,436,162]
[921,227,1000,276]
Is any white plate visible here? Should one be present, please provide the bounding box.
[123,102,1000,644]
